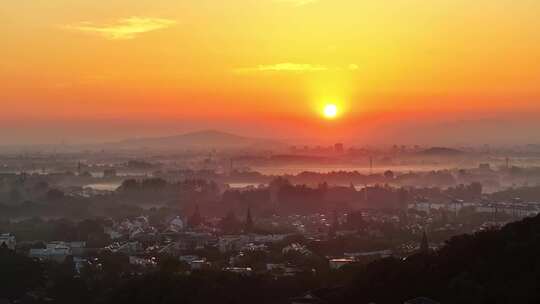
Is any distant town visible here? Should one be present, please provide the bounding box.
[2,135,540,303]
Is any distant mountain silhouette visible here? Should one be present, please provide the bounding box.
[103,130,282,150]
[418,147,464,156]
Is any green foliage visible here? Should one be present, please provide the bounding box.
[0,246,44,300]
[330,215,540,304]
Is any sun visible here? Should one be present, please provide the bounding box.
[323,104,338,119]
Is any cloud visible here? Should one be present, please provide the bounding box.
[64,17,176,40]
[234,63,358,74]
[274,0,318,6]
[236,63,328,73]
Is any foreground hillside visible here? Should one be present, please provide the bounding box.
[2,214,540,304]
[326,214,540,304]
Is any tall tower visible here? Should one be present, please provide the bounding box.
[419,230,429,254]
[245,206,254,233]
[328,210,339,238]
[188,204,203,228]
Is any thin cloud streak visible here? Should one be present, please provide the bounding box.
[63,17,176,40]
[243,63,328,73]
[234,63,358,74]
[274,0,318,6]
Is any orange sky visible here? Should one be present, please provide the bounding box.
[1,0,540,144]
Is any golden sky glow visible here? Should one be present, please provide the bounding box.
[1,0,540,143]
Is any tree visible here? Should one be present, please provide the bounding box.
[219,211,242,234]
[77,219,111,247]
[188,205,203,228]
[118,179,140,192]
[46,188,65,201]
[9,188,22,203]
[346,211,366,231]
[158,256,189,274]
[384,170,395,180]
[0,247,44,300]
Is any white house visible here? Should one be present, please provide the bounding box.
[29,242,72,262]
[329,258,355,270]
[0,233,16,250]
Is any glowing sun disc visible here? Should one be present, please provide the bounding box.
[323,104,338,119]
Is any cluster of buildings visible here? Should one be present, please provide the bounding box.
[102,215,187,241]
[474,201,540,218]
[1,215,394,277]
[408,200,540,218]
[3,194,539,278]
[29,241,86,263]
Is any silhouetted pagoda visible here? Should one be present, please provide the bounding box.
[328,210,339,238]
[188,204,203,228]
[419,230,429,254]
[244,206,254,232]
